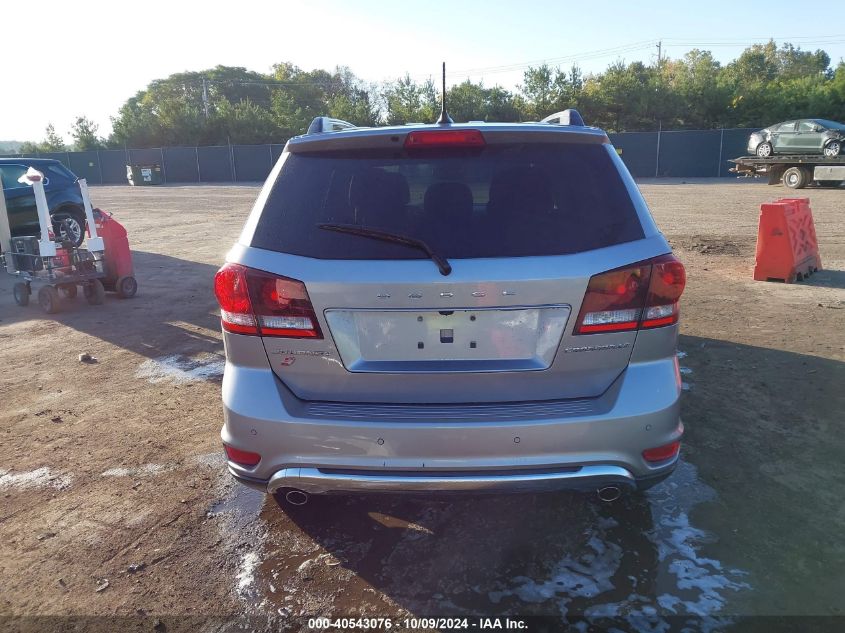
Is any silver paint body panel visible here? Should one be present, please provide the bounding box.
[220,123,683,494]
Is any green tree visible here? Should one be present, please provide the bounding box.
[109,66,281,146]
[382,75,438,124]
[518,64,584,120]
[520,64,557,118]
[325,67,379,126]
[42,124,67,151]
[70,116,105,150]
[216,98,280,144]
[103,45,844,148]
[668,50,729,128]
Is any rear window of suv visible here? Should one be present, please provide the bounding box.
[251,142,644,259]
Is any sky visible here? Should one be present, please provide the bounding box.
[2,0,844,143]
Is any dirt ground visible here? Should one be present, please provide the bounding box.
[0,179,843,632]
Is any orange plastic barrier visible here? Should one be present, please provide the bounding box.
[753,197,822,283]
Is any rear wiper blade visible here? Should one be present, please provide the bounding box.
[317,223,452,276]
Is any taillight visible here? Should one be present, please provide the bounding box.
[214,264,256,334]
[224,444,261,467]
[643,440,681,463]
[574,254,685,335]
[213,263,322,338]
[404,129,486,148]
[642,255,686,328]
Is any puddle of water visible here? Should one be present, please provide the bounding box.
[488,461,749,626]
[0,467,72,491]
[207,479,268,607]
[241,460,749,625]
[135,353,224,384]
[208,484,264,520]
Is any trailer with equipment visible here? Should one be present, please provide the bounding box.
[0,167,137,314]
[730,154,845,189]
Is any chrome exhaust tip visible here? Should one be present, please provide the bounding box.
[597,485,621,502]
[285,489,309,506]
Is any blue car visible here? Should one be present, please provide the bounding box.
[0,158,86,246]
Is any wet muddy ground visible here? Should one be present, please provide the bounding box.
[1,180,843,631]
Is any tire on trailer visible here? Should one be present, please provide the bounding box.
[84,279,106,305]
[783,166,809,189]
[115,276,138,299]
[38,286,61,314]
[13,282,30,306]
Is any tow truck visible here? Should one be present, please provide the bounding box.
[730,154,845,189]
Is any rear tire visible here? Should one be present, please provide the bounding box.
[13,282,30,306]
[116,275,138,299]
[783,166,808,189]
[38,286,60,314]
[756,142,773,158]
[84,279,105,305]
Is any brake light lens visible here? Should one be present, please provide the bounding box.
[404,129,486,149]
[642,255,686,328]
[643,440,681,463]
[213,263,322,338]
[574,254,685,335]
[224,444,261,467]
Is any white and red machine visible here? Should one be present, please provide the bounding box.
[0,167,137,313]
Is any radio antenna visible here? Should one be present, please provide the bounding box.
[436,61,453,125]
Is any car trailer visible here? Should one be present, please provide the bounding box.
[730,154,845,189]
[0,167,137,314]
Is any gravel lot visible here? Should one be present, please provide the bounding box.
[1,180,843,632]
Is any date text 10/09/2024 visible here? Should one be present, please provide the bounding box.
[307,617,528,630]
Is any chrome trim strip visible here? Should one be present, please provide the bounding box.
[267,465,636,495]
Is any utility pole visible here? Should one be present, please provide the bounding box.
[656,41,662,66]
[202,78,210,120]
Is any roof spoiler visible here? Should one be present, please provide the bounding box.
[540,109,585,126]
[306,116,357,135]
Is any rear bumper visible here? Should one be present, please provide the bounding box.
[221,333,683,495]
[230,461,677,495]
[266,464,639,495]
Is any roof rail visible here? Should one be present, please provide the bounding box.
[540,109,585,126]
[307,116,357,134]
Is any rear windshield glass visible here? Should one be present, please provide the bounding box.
[251,143,644,259]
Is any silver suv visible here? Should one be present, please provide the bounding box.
[215,111,685,505]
